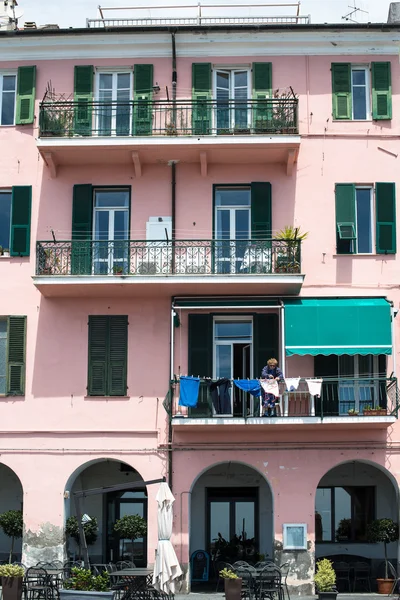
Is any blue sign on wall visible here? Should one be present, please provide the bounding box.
[190,549,210,582]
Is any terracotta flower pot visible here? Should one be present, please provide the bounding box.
[224,577,242,600]
[1,577,23,600]
[377,578,394,594]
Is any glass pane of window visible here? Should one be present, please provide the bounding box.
[99,74,113,90]
[210,501,230,547]
[121,491,147,498]
[353,85,367,120]
[114,211,128,240]
[0,321,7,395]
[334,487,352,541]
[216,209,230,240]
[235,501,255,539]
[235,209,250,240]
[215,321,252,341]
[1,91,15,125]
[117,73,131,90]
[3,75,16,92]
[215,188,251,207]
[353,486,374,542]
[216,345,231,379]
[352,70,366,86]
[315,488,332,542]
[0,192,11,249]
[95,191,129,208]
[234,71,248,88]
[356,188,372,253]
[216,71,229,90]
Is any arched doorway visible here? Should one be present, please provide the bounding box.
[190,462,273,570]
[0,463,23,562]
[315,460,398,587]
[65,459,147,565]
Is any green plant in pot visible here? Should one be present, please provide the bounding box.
[275,226,308,273]
[0,510,23,564]
[61,567,114,600]
[0,564,24,600]
[314,559,337,600]
[114,514,147,565]
[66,516,98,560]
[220,568,242,600]
[366,518,399,593]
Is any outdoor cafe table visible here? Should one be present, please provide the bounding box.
[110,569,154,594]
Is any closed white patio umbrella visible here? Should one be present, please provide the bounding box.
[152,482,182,594]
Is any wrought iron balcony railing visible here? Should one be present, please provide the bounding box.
[35,239,301,277]
[165,377,399,420]
[38,98,299,138]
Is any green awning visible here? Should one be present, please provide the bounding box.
[173,297,280,309]
[284,298,392,356]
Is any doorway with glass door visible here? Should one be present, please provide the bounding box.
[215,187,250,275]
[96,71,132,136]
[214,318,253,417]
[105,489,147,566]
[93,189,130,275]
[215,69,250,134]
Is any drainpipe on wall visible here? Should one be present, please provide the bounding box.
[171,31,177,127]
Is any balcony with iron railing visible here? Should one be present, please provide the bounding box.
[167,377,399,430]
[33,239,304,297]
[36,99,300,176]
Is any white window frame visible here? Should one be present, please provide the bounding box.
[283,524,307,550]
[351,64,371,121]
[0,71,17,127]
[213,315,254,379]
[213,67,251,130]
[338,354,380,413]
[94,69,133,136]
[92,188,130,275]
[0,189,12,251]
[215,186,251,273]
[354,185,374,254]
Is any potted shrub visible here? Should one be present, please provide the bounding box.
[275,226,308,273]
[363,406,387,416]
[114,514,147,565]
[61,567,114,600]
[0,564,24,600]
[219,568,242,600]
[348,408,359,416]
[113,265,124,275]
[3,248,10,257]
[66,516,98,559]
[0,510,23,563]
[314,559,337,600]
[366,518,399,594]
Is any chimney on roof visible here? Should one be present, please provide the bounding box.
[388,2,400,23]
[23,21,37,29]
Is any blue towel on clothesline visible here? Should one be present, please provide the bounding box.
[179,376,201,407]
[234,379,261,397]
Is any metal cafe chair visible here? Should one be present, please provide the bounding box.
[234,565,256,600]
[25,567,54,600]
[256,564,282,600]
[352,561,371,592]
[280,562,291,600]
[333,562,351,592]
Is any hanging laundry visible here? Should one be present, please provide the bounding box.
[305,378,323,397]
[260,379,280,398]
[179,376,201,407]
[284,377,301,392]
[234,379,261,397]
[208,378,231,414]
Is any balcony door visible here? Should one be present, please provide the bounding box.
[93,189,129,275]
[338,355,379,414]
[215,187,250,274]
[214,69,250,132]
[96,71,132,136]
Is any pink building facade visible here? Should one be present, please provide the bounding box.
[0,18,400,594]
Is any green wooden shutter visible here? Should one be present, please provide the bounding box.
[188,314,212,417]
[133,64,153,136]
[10,186,32,257]
[376,182,396,254]
[192,63,212,135]
[74,65,93,136]
[254,313,279,378]
[335,183,356,254]
[6,316,26,396]
[16,66,36,125]
[71,184,93,274]
[372,62,392,120]
[251,182,272,240]
[108,316,128,396]
[252,62,272,131]
[88,316,108,395]
[331,63,352,120]
[314,355,338,416]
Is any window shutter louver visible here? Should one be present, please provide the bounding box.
[376,182,396,254]
[133,64,153,136]
[254,313,279,380]
[10,186,32,257]
[372,62,392,120]
[16,66,36,125]
[332,63,352,120]
[252,62,272,131]
[6,316,26,396]
[335,183,356,254]
[71,184,93,275]
[188,313,213,417]
[251,182,272,240]
[74,65,93,135]
[192,63,212,135]
[109,316,128,396]
[88,316,108,395]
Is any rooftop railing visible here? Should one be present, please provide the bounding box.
[38,98,299,138]
[36,239,301,277]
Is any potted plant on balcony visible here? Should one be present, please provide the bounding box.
[3,248,10,257]
[113,265,124,275]
[275,226,308,273]
[348,408,359,416]
[114,514,147,565]
[219,568,242,600]
[314,559,337,600]
[363,405,387,417]
[0,510,23,564]
[366,518,399,594]
[60,567,113,600]
[0,564,24,600]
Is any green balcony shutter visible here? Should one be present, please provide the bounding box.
[88,316,108,396]
[192,63,212,135]
[372,62,392,120]
[335,183,356,254]
[6,316,26,396]
[332,63,352,120]
[251,182,272,240]
[252,62,272,131]
[376,182,396,254]
[314,355,339,416]
[74,65,93,135]
[254,313,279,378]
[71,184,93,274]
[10,186,32,257]
[108,316,128,396]
[133,64,153,136]
[188,314,212,417]
[16,66,36,125]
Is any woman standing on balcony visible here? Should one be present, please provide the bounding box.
[261,358,283,417]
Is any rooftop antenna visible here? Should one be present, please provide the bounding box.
[0,0,23,30]
[341,1,369,23]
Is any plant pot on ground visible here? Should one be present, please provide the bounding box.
[314,559,337,600]
[60,568,114,600]
[220,569,242,600]
[366,518,399,594]
[0,565,24,600]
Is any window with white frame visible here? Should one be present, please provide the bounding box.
[336,186,374,254]
[214,68,250,131]
[0,191,12,251]
[95,71,133,136]
[351,66,370,120]
[0,73,17,126]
